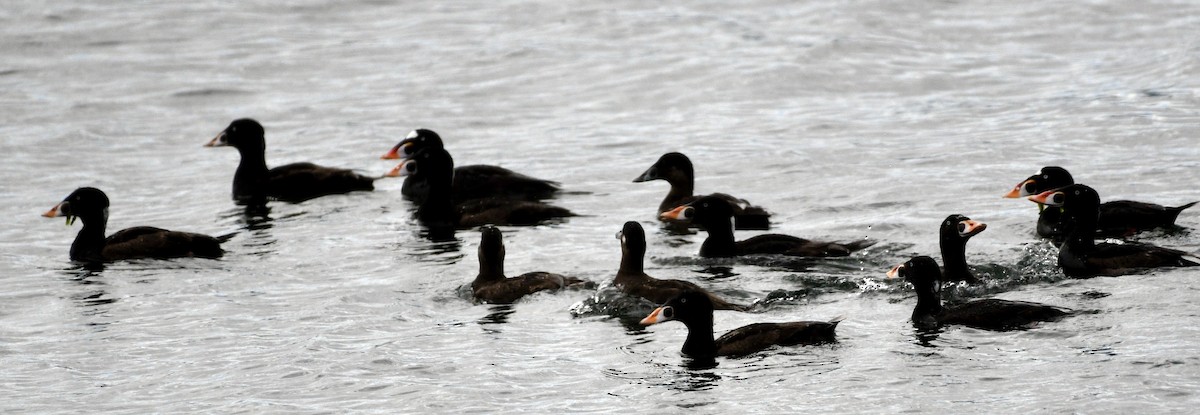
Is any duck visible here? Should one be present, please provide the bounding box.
[43,187,229,262]
[1004,166,1196,238]
[206,118,379,205]
[1029,184,1200,277]
[383,129,560,203]
[388,146,574,230]
[659,196,874,258]
[633,152,771,230]
[940,214,987,284]
[887,256,1070,330]
[614,221,747,311]
[640,290,840,359]
[472,226,588,304]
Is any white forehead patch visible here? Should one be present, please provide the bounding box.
[405,130,419,139]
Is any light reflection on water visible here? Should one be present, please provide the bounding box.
[1,0,1199,413]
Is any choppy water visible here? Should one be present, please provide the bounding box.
[3,0,1200,413]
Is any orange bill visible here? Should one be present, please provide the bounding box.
[1003,180,1031,198]
[659,205,690,221]
[885,264,902,279]
[1028,189,1057,205]
[380,143,405,160]
[204,132,227,147]
[640,306,667,325]
[960,219,987,236]
[42,202,62,218]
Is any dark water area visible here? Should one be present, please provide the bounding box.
[2,0,1199,413]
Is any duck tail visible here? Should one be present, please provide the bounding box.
[1167,201,1199,223]
[843,239,878,253]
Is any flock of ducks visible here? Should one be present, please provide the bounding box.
[43,118,1200,361]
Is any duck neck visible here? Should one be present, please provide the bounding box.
[416,172,458,228]
[939,235,975,283]
[232,145,270,203]
[679,314,718,359]
[698,219,737,257]
[659,178,695,212]
[619,244,644,275]
[1063,207,1097,253]
[476,252,504,285]
[912,283,944,322]
[69,213,108,262]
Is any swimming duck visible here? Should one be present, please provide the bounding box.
[1029,184,1200,277]
[1004,166,1196,238]
[887,256,1070,330]
[640,290,840,358]
[634,152,771,230]
[614,221,747,311]
[383,129,560,203]
[940,214,987,284]
[206,118,379,204]
[43,187,229,262]
[660,196,874,258]
[472,226,587,304]
[388,147,573,231]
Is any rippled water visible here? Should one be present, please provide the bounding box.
[3,0,1200,412]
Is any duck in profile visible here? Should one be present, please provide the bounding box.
[660,196,874,258]
[471,226,589,304]
[633,152,771,230]
[1029,184,1200,277]
[1004,166,1196,238]
[887,256,1070,330]
[640,291,840,359]
[939,214,987,284]
[206,118,380,205]
[614,221,747,311]
[387,146,574,231]
[383,129,560,203]
[43,187,230,263]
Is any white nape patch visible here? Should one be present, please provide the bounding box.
[1183,254,1200,265]
[405,130,419,139]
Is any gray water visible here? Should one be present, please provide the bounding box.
[3,0,1200,413]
